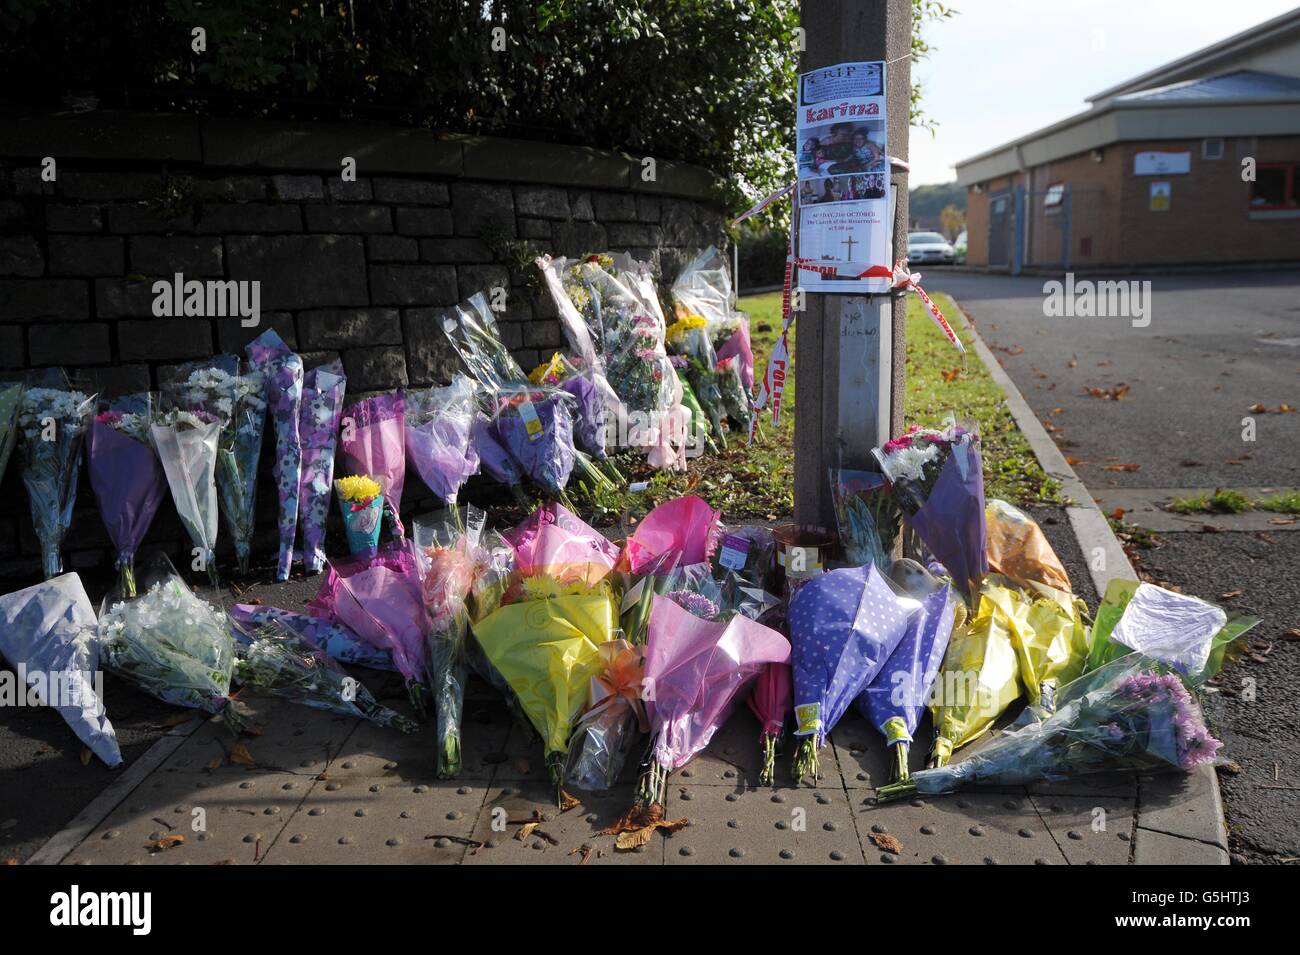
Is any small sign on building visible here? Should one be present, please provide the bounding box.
[1149,181,1171,212]
[1134,151,1191,175]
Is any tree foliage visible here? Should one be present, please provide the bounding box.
[1,1,950,218]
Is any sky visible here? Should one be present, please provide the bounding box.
[908,0,1300,185]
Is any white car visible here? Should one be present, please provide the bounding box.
[907,231,955,265]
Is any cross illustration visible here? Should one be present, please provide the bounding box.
[841,235,857,259]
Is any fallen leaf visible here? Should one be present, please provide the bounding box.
[207,757,224,770]
[4,858,17,866]
[1085,384,1130,400]
[1064,456,1087,466]
[940,367,961,382]
[228,743,256,767]
[870,832,903,854]
[1109,507,1127,521]
[1220,590,1243,600]
[558,789,581,812]
[1281,629,1300,642]
[1267,517,1297,525]
[516,822,540,842]
[600,803,689,851]
[145,835,185,853]
[1179,459,1203,467]
[1104,463,1140,472]
[571,845,594,865]
[1248,403,1268,414]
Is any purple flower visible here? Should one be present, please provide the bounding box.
[666,590,720,620]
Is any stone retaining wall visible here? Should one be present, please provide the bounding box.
[0,111,729,581]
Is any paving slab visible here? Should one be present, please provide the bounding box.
[1027,794,1136,865]
[1133,825,1230,865]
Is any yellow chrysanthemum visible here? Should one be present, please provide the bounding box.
[529,352,567,385]
[666,313,707,343]
[334,474,382,504]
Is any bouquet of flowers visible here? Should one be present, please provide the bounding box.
[619,494,722,576]
[565,638,648,792]
[671,245,754,390]
[980,574,1090,710]
[151,407,222,588]
[530,352,610,463]
[86,394,167,597]
[715,355,753,436]
[166,359,267,577]
[309,543,430,713]
[405,377,479,512]
[874,422,987,599]
[228,603,394,671]
[334,475,385,556]
[928,582,1024,766]
[99,558,247,731]
[1086,579,1260,682]
[634,593,789,806]
[18,384,95,579]
[489,385,577,502]
[985,499,1072,593]
[830,468,901,570]
[245,330,304,581]
[789,563,922,782]
[339,392,406,540]
[0,573,122,767]
[298,361,347,574]
[749,659,792,787]
[504,502,620,590]
[855,568,958,783]
[440,291,534,398]
[232,619,416,733]
[0,381,23,485]
[473,590,613,801]
[879,654,1223,802]
[471,410,528,504]
[414,507,483,777]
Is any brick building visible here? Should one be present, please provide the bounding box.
[957,9,1300,271]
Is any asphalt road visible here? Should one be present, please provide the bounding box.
[932,268,1300,864]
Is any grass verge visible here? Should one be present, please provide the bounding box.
[1168,489,1300,516]
[565,289,1059,527]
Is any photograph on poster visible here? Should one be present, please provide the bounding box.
[798,172,886,205]
[797,121,887,177]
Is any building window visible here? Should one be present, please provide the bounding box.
[1250,164,1298,210]
[1202,138,1224,160]
[1043,181,1065,212]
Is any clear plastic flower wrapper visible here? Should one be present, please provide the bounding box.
[232,619,416,734]
[530,351,611,463]
[245,330,304,581]
[18,381,95,579]
[565,638,647,792]
[829,467,901,571]
[878,653,1224,802]
[405,376,479,512]
[414,506,484,778]
[789,563,922,782]
[86,393,168,598]
[749,652,792,786]
[440,291,534,398]
[150,407,222,588]
[0,573,122,767]
[671,245,753,387]
[99,557,247,732]
[298,361,347,574]
[309,543,430,715]
[339,392,407,540]
[164,357,267,577]
[0,380,24,486]
[228,603,394,671]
